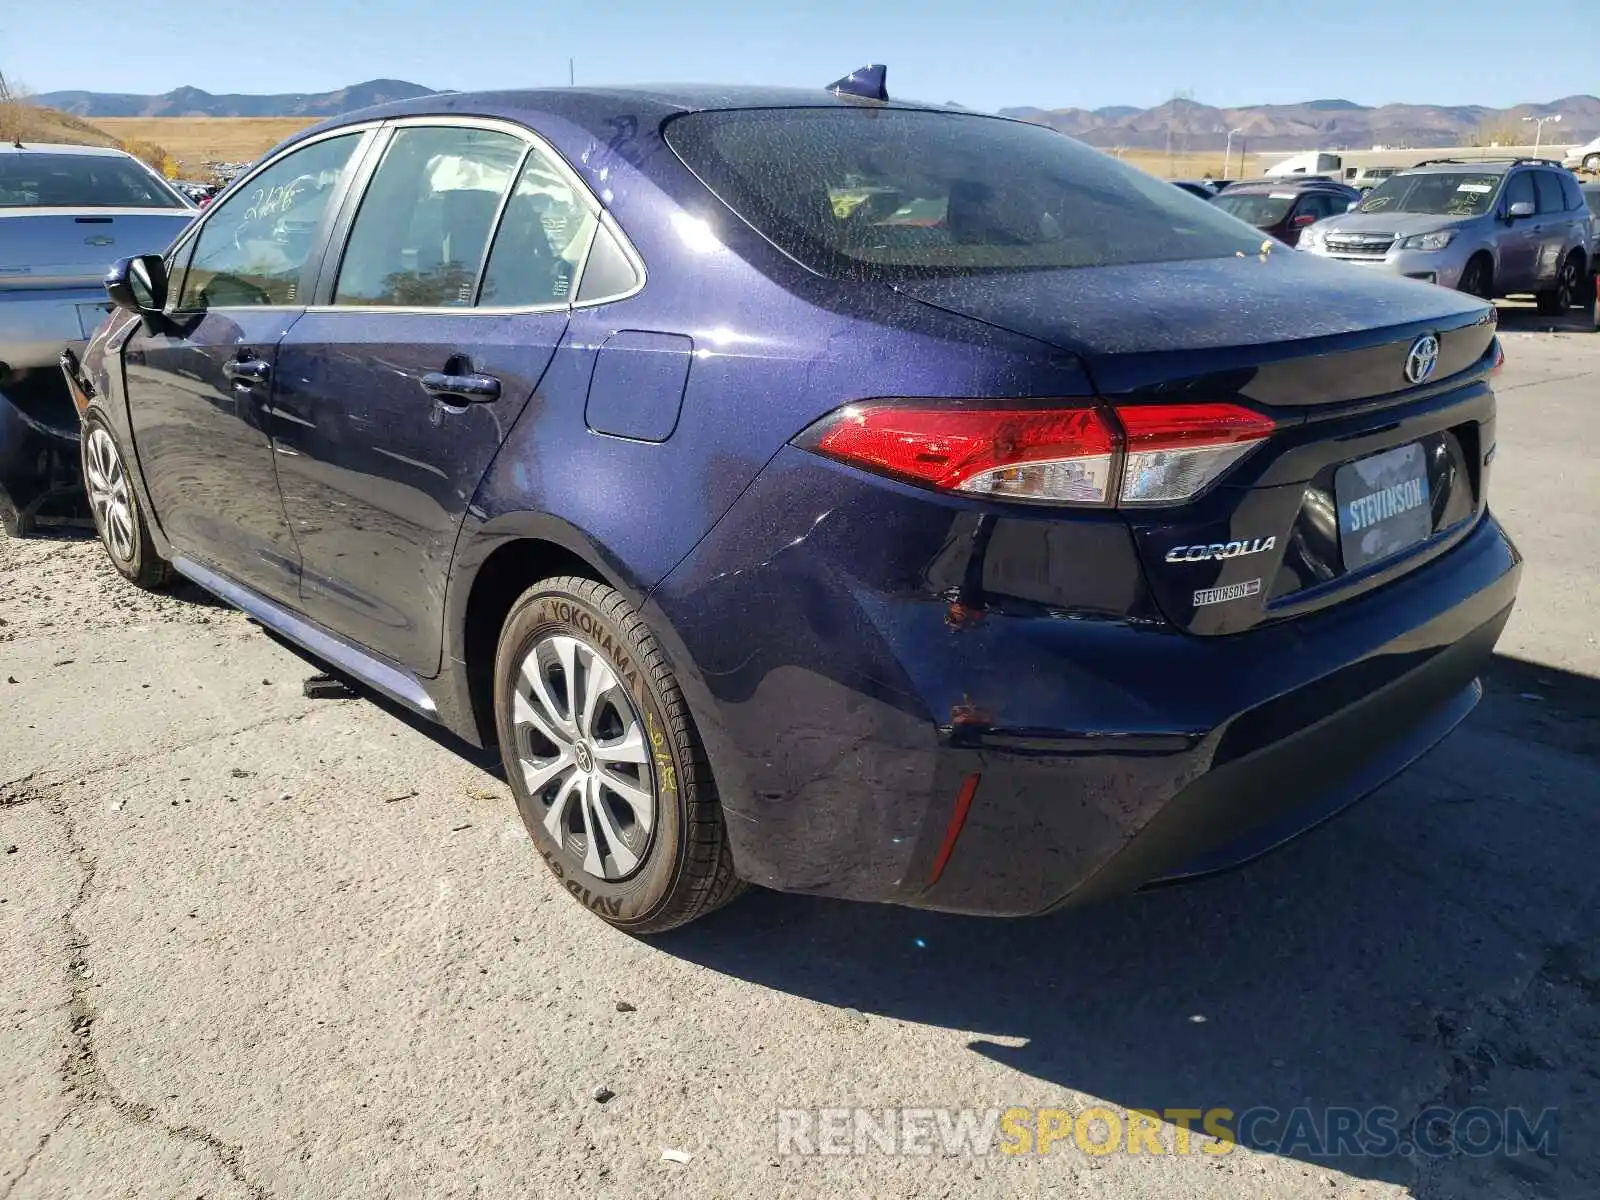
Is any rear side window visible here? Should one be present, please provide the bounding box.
[0,152,186,209]
[666,108,1263,278]
[1533,171,1565,215]
[1557,172,1584,212]
[335,126,526,307]
[478,145,599,307]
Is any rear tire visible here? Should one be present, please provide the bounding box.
[81,413,172,591]
[1536,253,1583,315]
[493,575,744,934]
[1457,255,1493,301]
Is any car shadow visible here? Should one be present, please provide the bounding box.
[652,651,1598,1189]
[1495,296,1598,334]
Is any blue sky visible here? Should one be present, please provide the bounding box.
[9,0,1596,111]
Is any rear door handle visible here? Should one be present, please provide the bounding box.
[225,358,271,385]
[421,371,501,403]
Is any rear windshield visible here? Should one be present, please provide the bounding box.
[0,152,187,210]
[1211,192,1295,227]
[665,108,1264,278]
[1358,172,1501,217]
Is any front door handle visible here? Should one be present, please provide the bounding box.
[225,358,271,385]
[421,371,501,403]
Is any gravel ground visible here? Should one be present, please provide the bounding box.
[2,306,1597,1199]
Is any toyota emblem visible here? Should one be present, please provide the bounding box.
[1405,334,1440,385]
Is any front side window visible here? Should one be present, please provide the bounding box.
[1212,192,1295,227]
[177,134,360,309]
[334,126,525,307]
[667,108,1263,278]
[478,144,599,307]
[0,152,187,209]
[1358,172,1502,218]
[1502,172,1536,213]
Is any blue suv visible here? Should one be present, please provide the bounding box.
[68,73,1521,932]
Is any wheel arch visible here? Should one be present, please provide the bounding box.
[443,513,653,750]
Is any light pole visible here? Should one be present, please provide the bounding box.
[1522,113,1561,156]
[1223,127,1243,179]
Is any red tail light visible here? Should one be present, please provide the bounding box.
[797,400,1275,507]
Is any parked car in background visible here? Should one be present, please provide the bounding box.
[1171,179,1221,199]
[1298,158,1592,312]
[76,76,1518,934]
[1,142,194,534]
[1562,135,1600,174]
[1349,165,1399,193]
[1211,176,1361,246]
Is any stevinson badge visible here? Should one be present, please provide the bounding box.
[1194,578,1261,607]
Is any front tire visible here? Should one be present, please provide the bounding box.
[1583,153,1600,174]
[81,413,171,591]
[1536,253,1583,315]
[1457,254,1493,301]
[493,575,744,934]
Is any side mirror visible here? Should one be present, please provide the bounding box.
[104,254,169,315]
[1347,199,1361,211]
[1506,200,1536,221]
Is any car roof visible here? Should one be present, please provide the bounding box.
[0,141,139,159]
[293,84,963,147]
[1221,177,1352,194]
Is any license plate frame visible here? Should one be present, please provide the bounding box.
[1335,441,1433,571]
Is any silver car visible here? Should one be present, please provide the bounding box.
[1299,159,1592,314]
[1,143,193,534]
[1,142,194,378]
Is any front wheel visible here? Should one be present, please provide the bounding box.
[1583,153,1600,174]
[1457,255,1493,301]
[1536,253,1583,315]
[81,414,171,591]
[493,575,744,934]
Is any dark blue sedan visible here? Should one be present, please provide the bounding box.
[70,70,1520,932]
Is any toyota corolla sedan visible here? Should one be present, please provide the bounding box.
[69,70,1520,933]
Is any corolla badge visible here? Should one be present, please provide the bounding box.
[1165,536,1276,563]
[1404,334,1439,385]
[84,235,114,247]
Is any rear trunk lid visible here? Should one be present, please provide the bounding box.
[894,252,1500,635]
[0,209,193,290]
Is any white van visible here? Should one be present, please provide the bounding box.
[1264,151,1345,177]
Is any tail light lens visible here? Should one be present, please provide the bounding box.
[797,400,1275,507]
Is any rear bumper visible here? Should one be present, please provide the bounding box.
[0,287,108,374]
[651,452,1521,915]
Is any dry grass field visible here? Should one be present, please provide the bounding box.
[23,110,1269,184]
[89,116,318,171]
[86,118,1267,181]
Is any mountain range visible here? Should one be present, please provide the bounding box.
[1000,95,1600,150]
[28,81,1600,149]
[30,79,437,119]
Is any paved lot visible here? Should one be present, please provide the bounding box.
[2,307,1597,1199]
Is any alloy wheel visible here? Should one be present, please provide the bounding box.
[84,427,135,562]
[511,634,656,881]
[1558,259,1578,309]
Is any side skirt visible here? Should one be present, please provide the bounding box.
[171,555,439,719]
